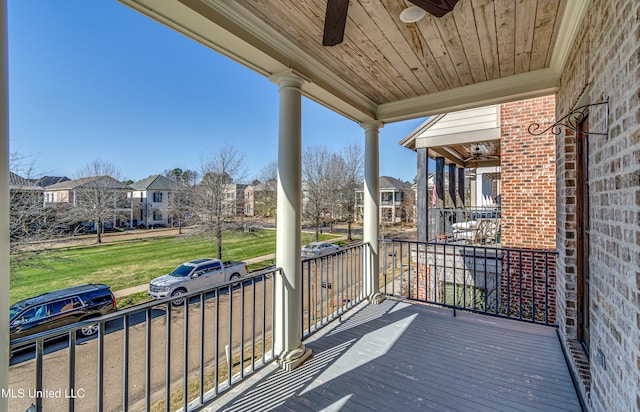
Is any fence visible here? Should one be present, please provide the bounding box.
[9,268,277,412]
[301,242,369,339]
[380,239,557,326]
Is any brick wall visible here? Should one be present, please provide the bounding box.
[499,248,557,324]
[555,0,640,410]
[500,96,557,249]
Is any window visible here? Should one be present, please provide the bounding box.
[442,282,486,311]
[196,261,222,274]
[49,297,81,314]
[153,192,163,202]
[153,210,162,221]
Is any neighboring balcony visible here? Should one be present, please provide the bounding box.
[428,207,501,245]
[9,242,578,412]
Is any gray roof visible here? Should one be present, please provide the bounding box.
[131,175,182,191]
[379,176,411,190]
[33,176,70,187]
[9,172,43,191]
[45,175,131,191]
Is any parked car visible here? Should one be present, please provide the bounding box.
[10,284,117,349]
[301,242,340,259]
[148,258,249,305]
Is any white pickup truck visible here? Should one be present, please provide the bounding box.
[148,258,248,305]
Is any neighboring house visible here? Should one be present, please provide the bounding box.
[44,175,134,228]
[244,182,276,217]
[243,183,258,217]
[130,174,184,228]
[355,176,415,225]
[9,172,44,212]
[224,183,248,216]
[9,172,44,194]
[400,97,556,249]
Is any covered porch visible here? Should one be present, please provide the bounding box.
[207,299,580,411]
[4,0,632,410]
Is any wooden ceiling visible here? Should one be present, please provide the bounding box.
[120,0,588,123]
[239,0,563,102]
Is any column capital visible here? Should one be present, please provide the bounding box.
[269,69,308,89]
[360,120,383,132]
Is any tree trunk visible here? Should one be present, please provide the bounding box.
[216,219,223,259]
[96,220,102,244]
[347,220,352,241]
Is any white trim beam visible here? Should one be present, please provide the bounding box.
[377,69,559,123]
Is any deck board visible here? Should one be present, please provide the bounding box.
[207,300,581,411]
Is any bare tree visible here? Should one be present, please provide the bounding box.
[303,146,332,241]
[71,160,130,244]
[164,168,196,234]
[324,152,345,232]
[9,153,69,271]
[254,161,278,218]
[336,143,363,240]
[195,145,247,259]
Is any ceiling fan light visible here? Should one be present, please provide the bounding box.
[400,5,427,23]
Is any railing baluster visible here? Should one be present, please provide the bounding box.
[506,248,511,317]
[199,292,205,405]
[261,274,266,364]
[214,289,219,396]
[519,250,523,320]
[35,339,43,412]
[165,302,171,412]
[145,307,151,412]
[227,285,232,388]
[251,278,256,372]
[545,252,550,324]
[240,280,245,378]
[97,322,105,412]
[69,331,76,412]
[122,315,129,412]
[531,251,536,322]
[183,294,189,412]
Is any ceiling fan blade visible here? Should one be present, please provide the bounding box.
[408,0,459,18]
[323,0,349,46]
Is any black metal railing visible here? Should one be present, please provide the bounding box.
[301,242,369,339]
[428,207,500,242]
[381,239,557,326]
[9,268,278,412]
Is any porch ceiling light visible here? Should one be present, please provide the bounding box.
[399,5,427,23]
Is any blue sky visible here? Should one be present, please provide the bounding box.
[8,1,425,183]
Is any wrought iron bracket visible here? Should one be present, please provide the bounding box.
[528,98,609,138]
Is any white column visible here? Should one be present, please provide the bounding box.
[270,69,311,371]
[0,0,9,407]
[362,121,383,303]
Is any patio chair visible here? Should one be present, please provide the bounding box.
[475,218,500,244]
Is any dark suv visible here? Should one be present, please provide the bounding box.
[10,284,117,344]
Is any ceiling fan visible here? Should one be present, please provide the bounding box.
[322,0,460,46]
[464,146,499,163]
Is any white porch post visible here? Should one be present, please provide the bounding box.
[271,69,311,371]
[362,121,383,303]
[0,0,9,406]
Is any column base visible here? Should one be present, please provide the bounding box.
[277,345,312,372]
[369,292,385,305]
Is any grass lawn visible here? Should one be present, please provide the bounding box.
[10,229,338,304]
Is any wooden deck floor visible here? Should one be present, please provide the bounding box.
[206,300,581,411]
